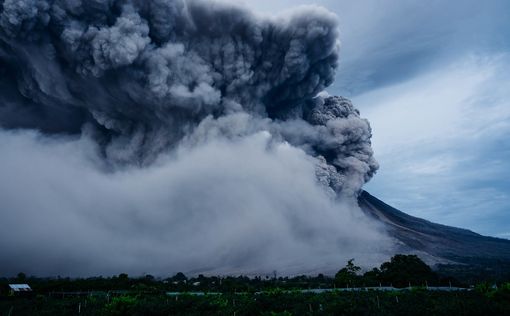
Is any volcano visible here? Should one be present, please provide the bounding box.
[359,191,510,275]
[0,0,508,278]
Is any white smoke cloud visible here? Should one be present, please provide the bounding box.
[0,129,391,276]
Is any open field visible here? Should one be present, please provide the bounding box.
[2,286,510,316]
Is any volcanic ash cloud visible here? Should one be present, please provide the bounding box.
[0,0,391,276]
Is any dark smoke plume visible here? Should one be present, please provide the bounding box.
[0,0,388,276]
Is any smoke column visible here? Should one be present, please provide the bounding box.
[0,0,391,276]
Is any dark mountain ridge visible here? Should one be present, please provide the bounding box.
[358,191,510,269]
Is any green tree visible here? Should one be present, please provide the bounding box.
[379,254,437,287]
[16,272,27,282]
[335,259,361,287]
[172,272,187,282]
[362,268,382,287]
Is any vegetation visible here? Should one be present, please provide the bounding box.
[1,255,509,315]
[1,288,510,315]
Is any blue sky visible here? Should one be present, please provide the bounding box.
[243,0,510,238]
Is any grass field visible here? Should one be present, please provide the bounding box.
[1,286,510,316]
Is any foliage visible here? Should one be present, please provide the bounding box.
[103,296,137,316]
[378,255,438,287]
[1,254,509,315]
[1,289,510,315]
[335,259,361,287]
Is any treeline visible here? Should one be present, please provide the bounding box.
[1,255,510,315]
[0,255,506,295]
[334,254,456,288]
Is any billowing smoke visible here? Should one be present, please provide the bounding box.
[0,0,390,276]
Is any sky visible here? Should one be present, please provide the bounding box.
[243,0,510,238]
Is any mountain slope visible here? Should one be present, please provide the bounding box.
[358,191,510,266]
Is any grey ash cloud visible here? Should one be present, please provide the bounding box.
[0,0,389,276]
[0,0,339,163]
